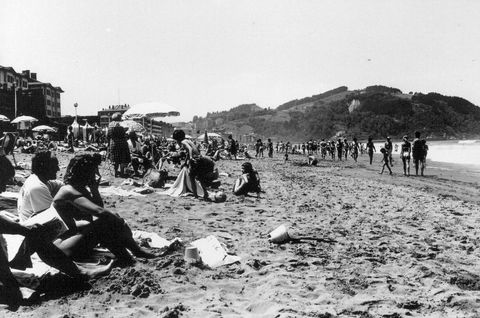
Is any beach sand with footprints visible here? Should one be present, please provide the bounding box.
[2,150,480,317]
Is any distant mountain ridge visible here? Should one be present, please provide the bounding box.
[192,85,480,140]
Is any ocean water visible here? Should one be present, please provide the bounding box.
[427,140,480,166]
[376,140,480,166]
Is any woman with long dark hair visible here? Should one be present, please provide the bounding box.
[51,154,154,264]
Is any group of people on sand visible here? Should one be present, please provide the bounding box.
[0,150,156,310]
[258,132,429,177]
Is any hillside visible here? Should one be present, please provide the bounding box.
[192,86,480,141]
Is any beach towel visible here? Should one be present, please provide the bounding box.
[132,230,181,249]
[99,186,147,197]
[190,235,241,268]
[161,166,207,197]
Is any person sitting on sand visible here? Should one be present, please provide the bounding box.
[233,162,261,197]
[17,151,155,265]
[379,148,392,175]
[170,129,218,200]
[0,142,15,193]
[127,131,150,177]
[0,157,112,310]
[400,135,411,176]
[308,155,318,166]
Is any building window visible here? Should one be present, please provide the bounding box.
[47,110,52,116]
[22,80,28,88]
[7,75,13,83]
[46,100,51,106]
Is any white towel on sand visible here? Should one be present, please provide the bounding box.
[191,235,241,268]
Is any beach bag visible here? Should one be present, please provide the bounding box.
[143,168,168,188]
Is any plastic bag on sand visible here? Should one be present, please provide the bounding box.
[191,235,240,268]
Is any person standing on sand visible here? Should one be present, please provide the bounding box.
[107,113,131,177]
[379,148,393,175]
[343,138,349,160]
[67,126,75,153]
[227,135,238,160]
[412,131,426,176]
[267,138,274,158]
[385,136,393,166]
[255,139,262,158]
[351,137,359,162]
[336,139,343,161]
[366,137,376,165]
[400,135,411,176]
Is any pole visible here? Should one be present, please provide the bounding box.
[13,83,17,118]
[74,103,78,121]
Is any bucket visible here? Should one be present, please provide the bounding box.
[268,224,291,244]
[184,246,200,262]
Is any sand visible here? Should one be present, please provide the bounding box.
[2,150,480,317]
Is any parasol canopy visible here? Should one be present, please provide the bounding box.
[11,115,38,124]
[0,114,9,122]
[32,125,56,132]
[123,102,180,119]
[119,120,146,133]
[197,132,221,139]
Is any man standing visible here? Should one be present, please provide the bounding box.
[400,135,411,176]
[411,131,425,176]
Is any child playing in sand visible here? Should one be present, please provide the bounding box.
[379,148,392,175]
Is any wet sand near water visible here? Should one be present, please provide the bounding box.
[2,150,480,317]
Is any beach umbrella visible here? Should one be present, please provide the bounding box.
[119,120,146,133]
[0,114,9,122]
[123,102,180,119]
[11,115,38,124]
[197,132,221,139]
[32,125,56,132]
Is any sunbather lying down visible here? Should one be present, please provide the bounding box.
[233,162,261,197]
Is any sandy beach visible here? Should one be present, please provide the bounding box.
[2,150,480,318]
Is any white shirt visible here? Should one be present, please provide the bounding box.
[17,174,63,222]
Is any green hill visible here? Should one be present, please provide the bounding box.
[192,86,480,141]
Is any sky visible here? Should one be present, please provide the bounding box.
[1,0,480,121]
